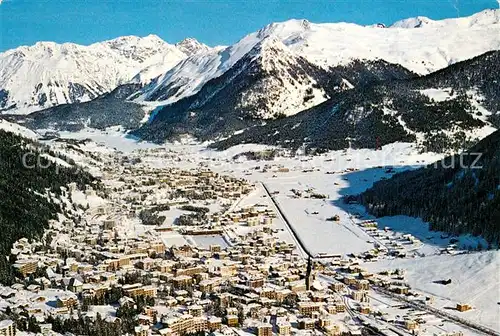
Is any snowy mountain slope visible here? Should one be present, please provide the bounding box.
[390,16,435,28]
[0,119,37,139]
[130,38,212,85]
[18,39,414,138]
[136,10,500,105]
[18,83,148,132]
[411,50,500,119]
[0,35,190,114]
[175,38,211,55]
[212,50,500,153]
[227,37,329,119]
[390,8,500,28]
[130,38,333,141]
[131,38,416,142]
[131,29,268,104]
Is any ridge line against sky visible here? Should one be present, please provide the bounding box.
[0,0,498,52]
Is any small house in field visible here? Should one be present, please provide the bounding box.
[456,303,472,312]
[326,215,341,222]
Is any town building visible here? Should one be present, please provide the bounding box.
[0,320,15,336]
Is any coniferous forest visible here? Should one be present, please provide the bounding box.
[359,130,500,245]
[0,130,97,284]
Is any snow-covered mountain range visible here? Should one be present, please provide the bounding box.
[135,9,500,106]
[0,35,210,114]
[1,9,499,149]
[211,50,500,153]
[2,9,498,117]
[131,37,417,142]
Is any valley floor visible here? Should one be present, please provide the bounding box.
[4,128,497,336]
[79,131,500,333]
[186,142,498,332]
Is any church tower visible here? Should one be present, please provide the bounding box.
[305,257,314,290]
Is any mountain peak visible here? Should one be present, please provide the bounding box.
[468,8,500,26]
[100,34,170,51]
[243,37,295,72]
[144,34,163,41]
[257,19,312,39]
[175,38,211,56]
[390,9,500,28]
[251,36,288,54]
[390,16,434,28]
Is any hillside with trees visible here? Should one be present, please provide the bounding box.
[213,51,500,153]
[0,130,98,284]
[358,130,500,245]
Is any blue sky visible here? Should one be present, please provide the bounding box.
[0,0,498,51]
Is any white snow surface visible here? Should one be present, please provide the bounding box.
[137,10,500,105]
[419,88,457,102]
[130,38,212,85]
[364,251,500,330]
[55,127,159,153]
[175,37,211,56]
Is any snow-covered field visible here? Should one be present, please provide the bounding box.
[200,144,445,256]
[0,119,37,138]
[364,251,500,331]
[189,235,229,249]
[56,127,159,152]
